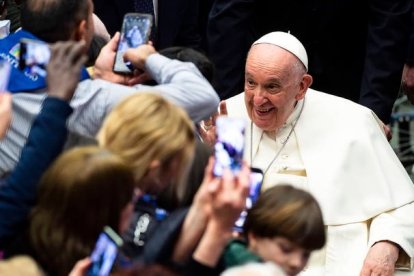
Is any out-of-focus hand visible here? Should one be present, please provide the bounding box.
[47,41,87,101]
[93,32,143,85]
[402,64,414,104]
[189,161,250,268]
[199,101,228,147]
[68,257,91,276]
[123,44,156,71]
[383,124,392,142]
[192,157,217,220]
[360,241,399,276]
[208,163,250,233]
[171,158,217,263]
[0,92,12,139]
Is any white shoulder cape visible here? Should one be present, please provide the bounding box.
[226,89,414,225]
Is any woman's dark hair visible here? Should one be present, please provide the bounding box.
[29,146,135,275]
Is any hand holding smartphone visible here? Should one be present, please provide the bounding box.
[88,226,123,276]
[213,116,246,177]
[113,13,153,74]
[233,167,264,233]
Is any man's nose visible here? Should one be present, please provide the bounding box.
[253,89,267,106]
[252,86,267,105]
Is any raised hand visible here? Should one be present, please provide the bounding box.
[93,32,143,85]
[199,101,228,147]
[47,41,87,101]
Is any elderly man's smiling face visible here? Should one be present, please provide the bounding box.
[244,44,312,132]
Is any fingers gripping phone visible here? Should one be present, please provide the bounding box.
[88,226,123,276]
[113,13,153,74]
[213,116,246,177]
[0,60,11,91]
[233,167,264,233]
[19,38,51,77]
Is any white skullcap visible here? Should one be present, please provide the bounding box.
[253,31,308,71]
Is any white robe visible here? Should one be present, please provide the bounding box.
[226,89,414,275]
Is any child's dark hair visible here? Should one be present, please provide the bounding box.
[244,185,326,250]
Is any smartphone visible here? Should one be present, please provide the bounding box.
[233,167,264,233]
[88,226,124,276]
[0,60,11,91]
[113,13,153,74]
[213,116,246,177]
[19,38,51,78]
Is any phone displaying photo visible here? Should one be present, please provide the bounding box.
[113,13,153,74]
[88,226,123,276]
[0,60,11,91]
[233,167,264,233]
[213,116,246,177]
[19,38,51,78]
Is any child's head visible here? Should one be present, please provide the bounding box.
[244,185,325,276]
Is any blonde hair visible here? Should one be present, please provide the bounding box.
[97,93,195,191]
[0,256,45,276]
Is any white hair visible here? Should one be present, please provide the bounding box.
[221,262,287,276]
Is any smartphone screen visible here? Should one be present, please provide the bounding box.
[88,226,123,276]
[19,38,51,78]
[113,13,153,74]
[213,116,246,177]
[233,167,264,233]
[0,60,11,91]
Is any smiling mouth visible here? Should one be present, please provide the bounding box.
[255,107,274,115]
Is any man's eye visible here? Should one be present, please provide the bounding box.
[267,84,278,90]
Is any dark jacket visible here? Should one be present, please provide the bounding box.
[93,0,201,50]
[0,97,72,248]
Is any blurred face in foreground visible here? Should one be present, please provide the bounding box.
[244,44,312,132]
[249,235,311,276]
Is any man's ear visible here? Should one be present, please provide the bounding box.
[73,19,88,42]
[295,74,313,101]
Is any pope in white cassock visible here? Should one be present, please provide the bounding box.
[223,32,414,275]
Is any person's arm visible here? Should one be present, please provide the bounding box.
[175,158,249,271]
[142,52,219,123]
[361,202,414,274]
[0,41,87,246]
[70,41,219,139]
[207,0,255,100]
[0,98,73,245]
[359,0,412,124]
